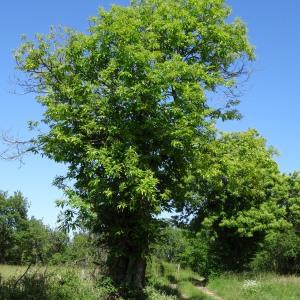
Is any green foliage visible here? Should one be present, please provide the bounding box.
[15,0,254,287]
[0,191,28,264]
[0,190,73,265]
[51,232,103,266]
[178,232,215,278]
[58,233,92,264]
[19,217,69,264]
[191,130,284,235]
[273,172,300,231]
[251,230,300,274]
[187,130,288,271]
[152,226,215,277]
[164,133,300,276]
[249,172,300,274]
[47,229,70,263]
[20,217,52,263]
[152,226,189,264]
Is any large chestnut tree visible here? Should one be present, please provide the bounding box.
[15,0,253,290]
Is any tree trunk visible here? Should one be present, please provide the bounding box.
[108,253,146,299]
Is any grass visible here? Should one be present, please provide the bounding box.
[0,264,26,279]
[0,264,91,284]
[0,264,93,280]
[1,262,203,300]
[178,281,212,299]
[2,263,300,299]
[208,272,300,300]
[147,260,300,300]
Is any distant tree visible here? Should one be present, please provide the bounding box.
[15,0,253,291]
[56,232,97,265]
[20,217,59,264]
[0,191,70,264]
[47,228,69,259]
[0,191,28,264]
[152,225,189,264]
[188,130,289,270]
[251,229,300,274]
[278,172,300,230]
[251,172,300,274]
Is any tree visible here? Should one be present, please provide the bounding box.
[0,191,69,265]
[278,172,300,231]
[15,0,253,292]
[251,172,300,274]
[152,225,190,264]
[188,130,289,271]
[55,232,99,266]
[0,191,28,263]
[20,217,69,264]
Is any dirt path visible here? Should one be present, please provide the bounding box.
[196,285,224,300]
[191,278,224,300]
[170,282,224,300]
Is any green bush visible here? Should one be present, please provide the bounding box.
[179,231,212,277]
[152,227,220,277]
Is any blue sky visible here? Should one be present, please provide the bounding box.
[0,0,299,226]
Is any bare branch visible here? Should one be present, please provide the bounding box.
[0,131,35,164]
[9,74,47,95]
[13,261,33,289]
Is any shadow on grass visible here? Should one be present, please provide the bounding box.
[167,274,177,284]
[188,296,211,300]
[152,281,182,298]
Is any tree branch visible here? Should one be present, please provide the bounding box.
[0,132,36,164]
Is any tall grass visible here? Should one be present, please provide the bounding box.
[0,265,114,300]
[208,272,300,300]
[0,264,28,279]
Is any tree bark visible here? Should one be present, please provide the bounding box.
[108,253,146,299]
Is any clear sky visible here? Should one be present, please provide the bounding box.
[0,0,299,227]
